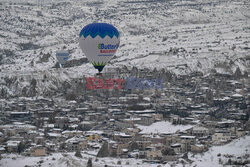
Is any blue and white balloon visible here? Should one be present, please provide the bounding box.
[79,23,120,72]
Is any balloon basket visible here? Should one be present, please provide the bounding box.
[95,73,103,77]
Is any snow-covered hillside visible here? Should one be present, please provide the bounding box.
[0,0,249,76]
[189,135,250,167]
[0,0,249,97]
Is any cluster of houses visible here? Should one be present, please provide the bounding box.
[0,69,249,163]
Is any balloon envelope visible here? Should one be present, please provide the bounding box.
[79,23,120,72]
[56,51,69,67]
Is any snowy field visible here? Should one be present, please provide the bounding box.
[0,136,249,167]
[0,151,148,167]
[0,0,249,77]
[189,135,250,167]
[136,121,193,134]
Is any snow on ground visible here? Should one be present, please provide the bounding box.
[1,136,249,167]
[0,0,249,77]
[0,0,249,96]
[0,151,162,167]
[136,121,193,134]
[189,135,250,167]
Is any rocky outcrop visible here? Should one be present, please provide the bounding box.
[63,58,88,68]
[27,78,37,97]
[52,62,60,68]
[37,53,51,63]
[21,78,37,97]
[19,42,40,50]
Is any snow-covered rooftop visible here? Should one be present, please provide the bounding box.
[136,121,193,134]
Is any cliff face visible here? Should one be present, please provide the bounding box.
[0,66,168,98]
[0,0,249,98]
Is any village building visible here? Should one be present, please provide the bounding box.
[29,146,46,156]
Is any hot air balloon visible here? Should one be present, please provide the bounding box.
[79,23,120,73]
[56,50,69,67]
